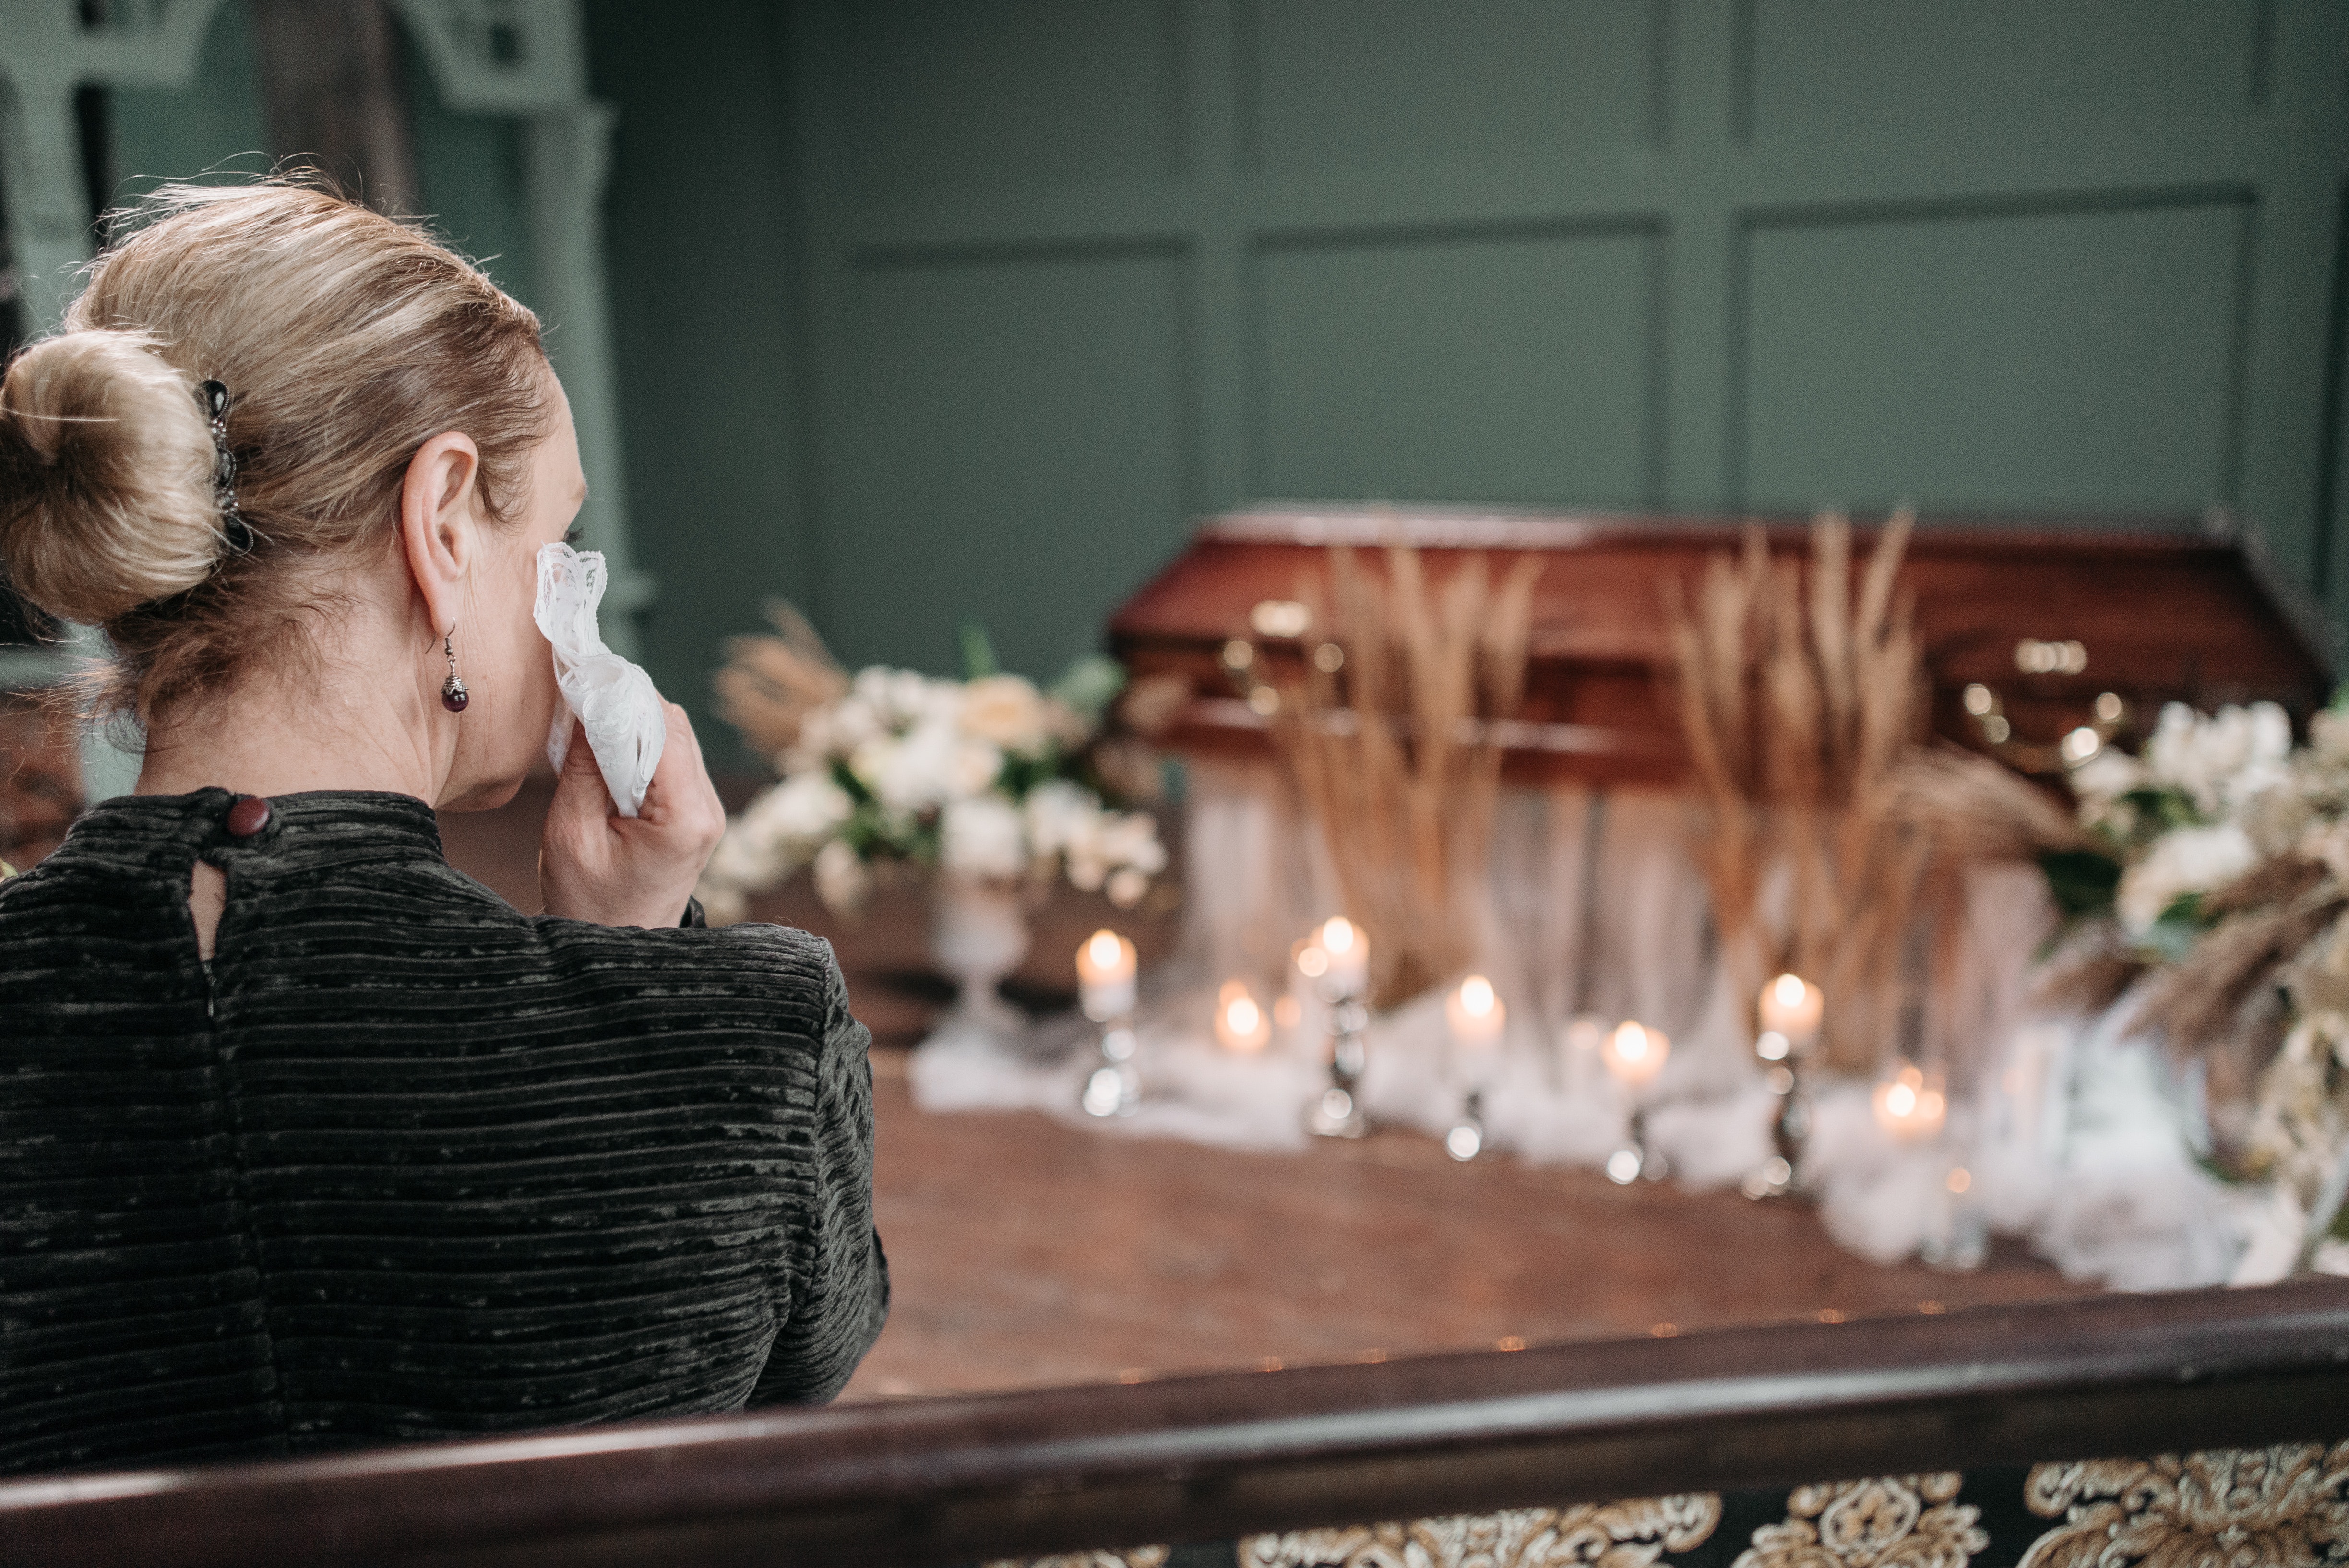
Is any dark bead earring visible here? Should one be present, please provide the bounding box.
[441,631,469,713]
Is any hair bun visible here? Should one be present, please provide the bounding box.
[0,328,225,624]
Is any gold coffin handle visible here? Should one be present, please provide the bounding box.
[1964,683,2126,774]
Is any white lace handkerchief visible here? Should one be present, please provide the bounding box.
[534,542,665,817]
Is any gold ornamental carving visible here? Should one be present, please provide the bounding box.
[2018,1443,2349,1568]
[987,1549,1169,1568]
[1733,1474,1988,1568]
[1238,1492,1724,1568]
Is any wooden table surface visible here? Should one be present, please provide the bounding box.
[435,775,2099,1403]
[834,1062,2098,1400]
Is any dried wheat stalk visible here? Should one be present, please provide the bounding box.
[1881,746,2087,863]
[1669,513,1914,1067]
[2203,856,2332,919]
[2034,933,2149,1019]
[2138,883,2348,1054]
[712,600,850,764]
[2142,854,2349,1140]
[2036,855,2332,1069]
[2027,857,2324,1026]
[1260,545,1541,1006]
[1669,511,2080,1072]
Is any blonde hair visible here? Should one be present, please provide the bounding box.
[0,179,548,719]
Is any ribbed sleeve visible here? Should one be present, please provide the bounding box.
[0,789,887,1476]
[749,962,889,1405]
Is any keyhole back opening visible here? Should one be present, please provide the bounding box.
[189,859,227,962]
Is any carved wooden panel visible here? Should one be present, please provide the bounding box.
[991,1444,2349,1568]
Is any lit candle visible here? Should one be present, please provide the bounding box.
[1214,979,1271,1053]
[1872,1059,1948,1142]
[1602,1020,1669,1092]
[1446,975,1506,1049]
[1319,917,1369,995]
[1077,929,1138,1022]
[1757,973,1824,1041]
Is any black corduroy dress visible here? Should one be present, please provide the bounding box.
[0,788,888,1476]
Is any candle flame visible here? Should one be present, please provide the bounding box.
[1215,980,1268,1051]
[1601,1020,1669,1083]
[1872,1059,1946,1140]
[1228,996,1261,1033]
[1459,975,1496,1017]
[1296,945,1329,978]
[1085,929,1123,970]
[1321,917,1358,956]
[1771,973,1808,1006]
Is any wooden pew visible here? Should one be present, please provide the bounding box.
[1,1280,2342,1568]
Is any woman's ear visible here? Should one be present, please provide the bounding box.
[398,431,485,639]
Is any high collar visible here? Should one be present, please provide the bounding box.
[56,788,445,874]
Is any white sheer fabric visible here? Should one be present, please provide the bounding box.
[909,760,2252,1286]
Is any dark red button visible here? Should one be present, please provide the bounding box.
[226,797,271,838]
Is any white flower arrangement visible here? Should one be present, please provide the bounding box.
[2061,700,2296,944]
[2051,696,2349,1271]
[699,648,1166,924]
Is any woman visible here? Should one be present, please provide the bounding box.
[0,182,886,1475]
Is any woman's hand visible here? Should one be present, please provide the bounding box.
[539,704,727,928]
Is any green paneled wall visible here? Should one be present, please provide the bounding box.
[837,0,1185,193]
[1244,1,1666,168]
[77,0,2349,737]
[1737,197,2254,512]
[108,6,537,309]
[406,41,539,316]
[1255,223,1664,506]
[584,0,803,767]
[108,2,268,204]
[827,243,1191,679]
[768,0,2349,686]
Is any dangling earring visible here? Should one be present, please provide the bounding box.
[441,631,470,713]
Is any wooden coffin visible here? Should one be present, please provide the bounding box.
[1107,506,2335,787]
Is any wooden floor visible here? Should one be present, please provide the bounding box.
[834,1062,2097,1400]
[436,775,2100,1402]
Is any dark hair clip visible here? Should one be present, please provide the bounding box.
[196,379,251,554]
